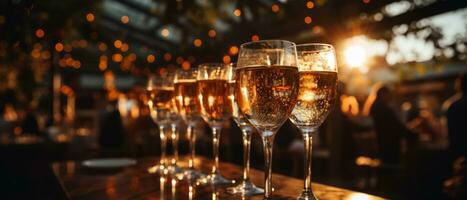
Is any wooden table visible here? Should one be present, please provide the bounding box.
[52,156,385,200]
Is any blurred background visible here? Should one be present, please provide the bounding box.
[0,0,466,199]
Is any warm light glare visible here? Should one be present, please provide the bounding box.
[223,55,231,64]
[146,54,155,63]
[86,13,95,22]
[229,46,239,55]
[233,9,241,17]
[55,43,64,52]
[344,45,367,68]
[112,53,123,62]
[35,29,45,38]
[208,29,216,38]
[164,53,172,61]
[271,4,280,13]
[121,43,129,52]
[121,15,129,24]
[182,61,191,70]
[304,16,312,24]
[193,39,202,47]
[251,35,260,41]
[161,28,170,37]
[98,43,108,51]
[114,40,122,48]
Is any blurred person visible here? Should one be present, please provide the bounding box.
[363,84,416,164]
[446,73,467,158]
[20,106,40,135]
[98,99,124,157]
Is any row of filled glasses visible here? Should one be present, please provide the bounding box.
[146,40,338,200]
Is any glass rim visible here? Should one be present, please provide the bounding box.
[198,62,232,69]
[296,43,334,52]
[240,39,296,49]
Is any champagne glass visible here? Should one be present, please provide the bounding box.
[235,40,300,199]
[289,43,338,200]
[173,68,204,180]
[227,64,264,195]
[168,99,183,174]
[196,63,235,185]
[147,73,174,174]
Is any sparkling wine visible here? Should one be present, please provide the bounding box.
[174,80,199,122]
[235,65,299,133]
[290,71,337,128]
[197,79,233,125]
[147,87,174,124]
[148,87,174,108]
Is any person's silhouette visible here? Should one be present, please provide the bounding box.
[447,73,467,158]
[368,85,415,164]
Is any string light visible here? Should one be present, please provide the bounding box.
[304,16,312,24]
[35,29,45,38]
[164,53,172,61]
[114,40,122,48]
[128,53,136,61]
[121,15,129,24]
[99,55,108,71]
[86,13,95,22]
[182,61,191,70]
[271,4,280,13]
[55,43,64,52]
[98,43,107,51]
[208,29,216,38]
[306,1,314,9]
[229,46,239,55]
[121,43,129,52]
[193,39,202,47]
[176,57,184,64]
[223,55,231,64]
[233,9,241,17]
[251,35,260,41]
[146,54,155,63]
[112,53,123,62]
[161,28,170,37]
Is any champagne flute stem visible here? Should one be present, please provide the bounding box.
[301,128,316,198]
[187,124,196,169]
[211,126,222,175]
[159,125,167,166]
[262,132,275,199]
[241,128,252,182]
[171,124,179,165]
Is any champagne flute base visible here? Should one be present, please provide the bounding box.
[226,180,264,195]
[297,190,318,200]
[196,173,235,186]
[181,169,204,181]
[147,164,169,175]
[167,164,184,175]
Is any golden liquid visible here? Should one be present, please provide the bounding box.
[290,71,337,128]
[174,80,199,122]
[235,66,299,133]
[228,82,250,128]
[197,79,233,126]
[148,87,174,108]
[147,87,174,124]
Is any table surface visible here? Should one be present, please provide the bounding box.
[52,156,385,200]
